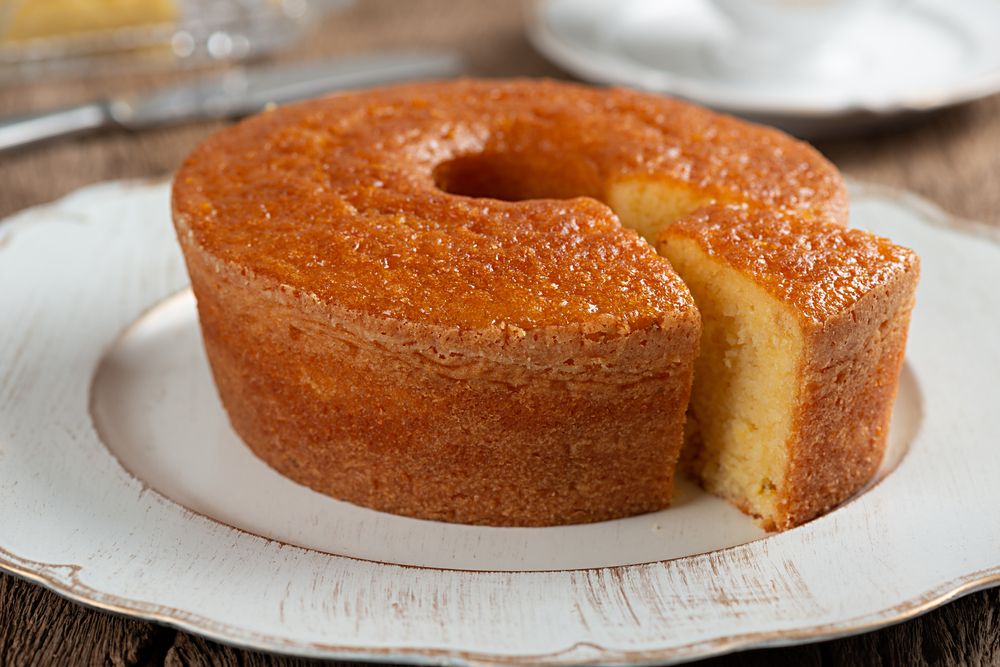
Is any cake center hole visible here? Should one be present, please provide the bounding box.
[433,152,709,245]
[433,152,596,203]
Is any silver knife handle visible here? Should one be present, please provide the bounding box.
[0,102,114,155]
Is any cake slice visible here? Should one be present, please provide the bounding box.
[656,205,919,530]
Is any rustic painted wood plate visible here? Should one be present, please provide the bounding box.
[1,180,998,665]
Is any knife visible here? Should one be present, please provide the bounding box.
[0,50,462,154]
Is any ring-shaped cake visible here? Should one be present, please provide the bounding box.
[172,79,917,529]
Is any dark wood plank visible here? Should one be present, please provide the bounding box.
[0,574,173,667]
[817,94,1000,226]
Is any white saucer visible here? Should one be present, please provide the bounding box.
[528,0,1000,137]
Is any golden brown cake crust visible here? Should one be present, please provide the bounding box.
[783,255,918,530]
[183,240,700,525]
[172,79,851,526]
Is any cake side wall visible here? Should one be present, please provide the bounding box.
[177,237,700,527]
[779,260,920,529]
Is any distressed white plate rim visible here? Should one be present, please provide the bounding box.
[1,179,998,665]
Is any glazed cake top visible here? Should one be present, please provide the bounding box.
[659,204,919,324]
[172,79,847,331]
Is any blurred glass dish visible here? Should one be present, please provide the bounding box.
[0,0,353,82]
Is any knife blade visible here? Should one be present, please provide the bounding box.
[0,50,462,154]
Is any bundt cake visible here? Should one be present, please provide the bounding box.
[171,79,917,529]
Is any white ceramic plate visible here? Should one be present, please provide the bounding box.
[527,0,1000,137]
[1,180,998,664]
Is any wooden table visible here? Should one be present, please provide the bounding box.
[1,2,998,665]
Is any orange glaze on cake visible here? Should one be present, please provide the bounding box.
[175,80,847,332]
[171,79,914,528]
[667,205,916,323]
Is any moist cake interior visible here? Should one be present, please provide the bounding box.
[657,235,800,521]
